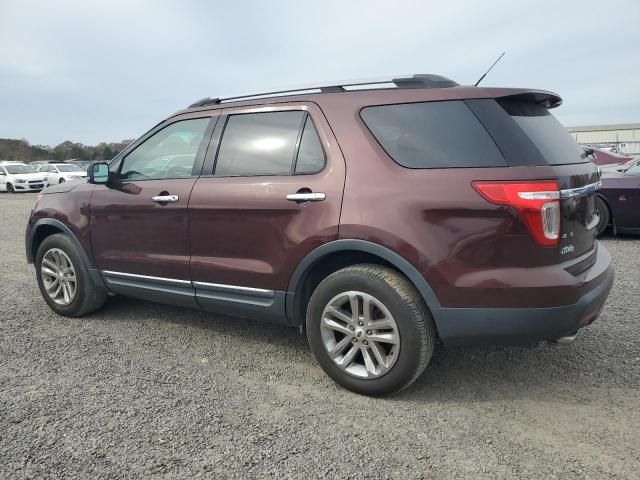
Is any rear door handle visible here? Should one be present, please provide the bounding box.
[286,192,326,202]
[152,195,179,203]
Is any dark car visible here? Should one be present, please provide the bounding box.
[595,157,640,235]
[25,74,613,396]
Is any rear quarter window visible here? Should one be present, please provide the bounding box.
[360,101,507,169]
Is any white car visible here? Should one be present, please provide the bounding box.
[0,162,49,193]
[38,163,88,184]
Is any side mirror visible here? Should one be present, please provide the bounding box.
[89,162,110,184]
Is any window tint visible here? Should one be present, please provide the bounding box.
[120,118,209,180]
[215,111,304,176]
[360,101,506,169]
[498,98,587,166]
[295,117,325,174]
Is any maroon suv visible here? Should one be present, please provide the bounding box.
[26,74,614,396]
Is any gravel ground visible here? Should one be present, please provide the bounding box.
[1,193,639,479]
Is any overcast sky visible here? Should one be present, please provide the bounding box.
[1,0,639,146]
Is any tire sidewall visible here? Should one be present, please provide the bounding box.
[595,196,609,236]
[306,270,429,396]
[35,234,90,316]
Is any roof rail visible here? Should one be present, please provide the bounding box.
[187,74,458,108]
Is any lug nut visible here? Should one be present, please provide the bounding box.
[358,321,364,326]
[363,340,369,346]
[349,326,355,331]
[352,337,358,343]
[366,330,372,335]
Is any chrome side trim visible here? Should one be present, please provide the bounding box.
[193,281,274,298]
[101,270,191,287]
[559,181,602,199]
[101,270,276,298]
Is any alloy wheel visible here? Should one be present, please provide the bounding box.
[40,248,77,306]
[320,291,400,379]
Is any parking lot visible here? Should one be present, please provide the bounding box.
[0,193,638,479]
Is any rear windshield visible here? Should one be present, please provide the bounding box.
[360,101,507,169]
[497,98,587,166]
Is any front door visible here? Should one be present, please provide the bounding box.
[188,104,345,322]
[90,114,215,305]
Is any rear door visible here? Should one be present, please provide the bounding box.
[188,103,345,321]
[90,113,216,305]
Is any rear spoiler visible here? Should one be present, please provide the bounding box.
[495,89,563,109]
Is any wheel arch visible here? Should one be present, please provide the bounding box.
[285,239,441,327]
[595,192,616,235]
[26,218,107,290]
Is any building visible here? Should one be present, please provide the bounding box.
[568,123,640,156]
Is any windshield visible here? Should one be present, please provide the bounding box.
[55,164,84,172]
[5,164,37,174]
[622,157,640,171]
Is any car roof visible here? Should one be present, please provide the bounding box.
[173,74,561,119]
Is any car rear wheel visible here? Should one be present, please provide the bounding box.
[594,196,610,236]
[35,233,107,317]
[306,264,436,396]
[59,178,65,184]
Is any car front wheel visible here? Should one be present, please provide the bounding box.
[35,233,107,316]
[306,264,436,396]
[7,183,14,193]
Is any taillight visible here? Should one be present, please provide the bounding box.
[472,181,560,246]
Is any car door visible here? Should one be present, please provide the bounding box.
[0,166,7,191]
[47,165,60,184]
[614,165,640,228]
[90,113,217,306]
[39,165,52,184]
[188,103,345,322]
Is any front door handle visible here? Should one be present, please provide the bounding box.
[152,194,179,203]
[286,192,326,202]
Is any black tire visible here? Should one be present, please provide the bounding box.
[7,183,14,193]
[35,233,107,317]
[306,264,436,396]
[59,178,65,184]
[595,195,610,236]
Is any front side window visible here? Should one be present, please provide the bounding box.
[120,118,209,180]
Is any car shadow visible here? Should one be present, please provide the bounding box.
[98,295,631,403]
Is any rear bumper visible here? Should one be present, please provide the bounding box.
[432,244,614,346]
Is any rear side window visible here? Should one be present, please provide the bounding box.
[294,116,325,174]
[215,111,303,176]
[360,101,506,169]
